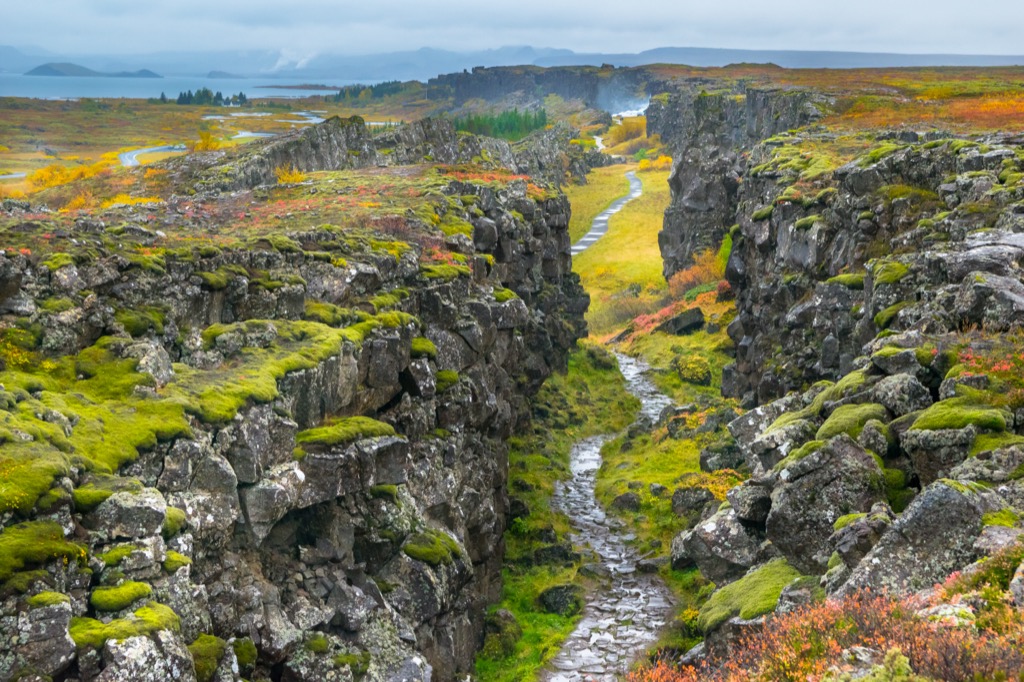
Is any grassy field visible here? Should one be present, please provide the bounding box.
[563,165,634,244]
[571,169,672,337]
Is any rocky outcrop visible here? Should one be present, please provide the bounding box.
[0,118,587,681]
[649,85,826,279]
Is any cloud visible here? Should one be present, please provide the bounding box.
[6,0,1024,57]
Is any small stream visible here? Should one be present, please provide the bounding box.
[540,353,675,681]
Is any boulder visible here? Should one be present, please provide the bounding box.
[671,508,762,584]
[89,489,167,541]
[611,492,641,512]
[872,374,932,417]
[98,630,196,682]
[671,486,715,518]
[538,585,583,616]
[901,425,977,486]
[656,308,705,335]
[838,479,1006,595]
[727,481,773,526]
[767,436,886,574]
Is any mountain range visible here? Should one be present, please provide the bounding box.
[2,44,1023,83]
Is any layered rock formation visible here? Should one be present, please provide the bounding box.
[0,118,586,681]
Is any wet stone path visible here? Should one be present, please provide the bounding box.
[570,171,643,256]
[540,353,676,681]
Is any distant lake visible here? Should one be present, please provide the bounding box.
[0,74,361,100]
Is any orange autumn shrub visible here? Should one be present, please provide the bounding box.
[668,249,725,299]
[628,587,1024,682]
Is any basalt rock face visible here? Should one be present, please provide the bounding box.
[661,89,1024,656]
[648,86,826,279]
[0,119,586,682]
[428,65,653,113]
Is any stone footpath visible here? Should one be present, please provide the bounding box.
[541,354,675,681]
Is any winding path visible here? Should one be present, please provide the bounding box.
[540,353,676,681]
[118,145,186,167]
[571,171,643,256]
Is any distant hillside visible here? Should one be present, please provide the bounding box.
[25,62,161,78]
[207,70,243,79]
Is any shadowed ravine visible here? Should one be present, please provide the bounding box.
[540,353,676,681]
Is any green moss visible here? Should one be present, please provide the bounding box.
[874,301,910,329]
[369,288,409,311]
[163,551,192,573]
[816,403,888,441]
[860,142,904,166]
[162,507,187,538]
[971,432,1024,456]
[833,513,867,532]
[774,440,825,471]
[369,484,399,504]
[305,633,329,653]
[99,545,137,567]
[982,509,1020,528]
[794,214,821,230]
[911,389,1008,432]
[411,337,438,359]
[196,265,247,290]
[827,552,843,571]
[73,475,143,513]
[302,301,356,327]
[421,263,472,280]
[435,370,459,393]
[697,559,803,632]
[249,234,302,253]
[0,521,86,582]
[826,273,865,289]
[333,651,371,676]
[752,205,774,221]
[40,297,75,313]
[70,603,180,650]
[295,417,396,452]
[494,287,518,303]
[403,529,462,566]
[43,253,76,270]
[767,370,868,433]
[873,261,910,286]
[232,637,258,669]
[90,581,152,612]
[883,468,906,491]
[27,590,70,608]
[189,634,227,682]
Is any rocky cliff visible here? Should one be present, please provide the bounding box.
[0,118,587,681]
[654,77,1024,671]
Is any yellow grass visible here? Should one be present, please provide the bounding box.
[572,169,672,336]
[563,165,633,244]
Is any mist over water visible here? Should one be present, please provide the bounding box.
[0,74,360,100]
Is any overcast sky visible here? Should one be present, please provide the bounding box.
[8,0,1024,57]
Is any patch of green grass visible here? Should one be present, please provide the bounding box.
[816,403,888,440]
[403,529,462,566]
[90,581,152,612]
[0,521,86,582]
[70,603,181,650]
[563,166,633,243]
[697,559,803,632]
